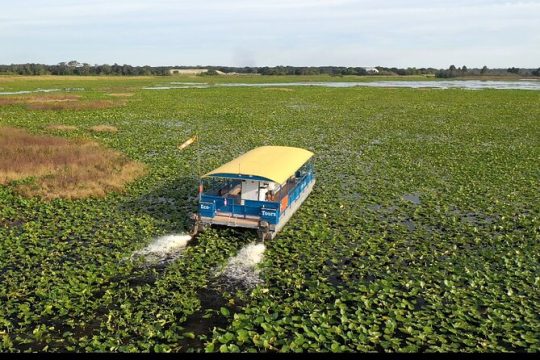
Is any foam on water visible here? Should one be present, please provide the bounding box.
[218,243,266,288]
[131,234,192,263]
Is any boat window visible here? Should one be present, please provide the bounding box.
[295,161,311,179]
[202,178,242,197]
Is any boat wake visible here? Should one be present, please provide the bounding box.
[131,234,192,264]
[216,242,266,289]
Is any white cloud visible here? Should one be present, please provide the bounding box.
[1,0,539,67]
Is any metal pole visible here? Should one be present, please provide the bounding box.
[197,133,202,202]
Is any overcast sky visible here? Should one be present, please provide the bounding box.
[1,0,539,68]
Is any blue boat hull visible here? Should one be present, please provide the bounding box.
[195,178,315,240]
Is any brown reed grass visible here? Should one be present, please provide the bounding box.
[0,126,145,199]
[89,125,119,133]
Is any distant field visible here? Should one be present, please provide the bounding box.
[0,74,436,88]
[0,76,538,352]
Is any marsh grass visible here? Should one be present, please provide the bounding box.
[0,93,125,110]
[0,94,80,106]
[108,93,134,97]
[27,99,124,110]
[90,125,119,133]
[0,126,145,199]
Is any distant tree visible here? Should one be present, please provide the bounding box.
[258,66,270,75]
[78,63,91,75]
[111,63,121,75]
[436,70,449,78]
[448,65,458,77]
[436,65,463,78]
[67,60,80,68]
[507,67,520,74]
[100,64,112,75]
[202,69,219,76]
[120,64,133,75]
[141,65,152,76]
[355,67,367,76]
[481,65,488,75]
[55,62,72,75]
[532,68,540,76]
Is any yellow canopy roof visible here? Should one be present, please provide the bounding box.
[203,146,314,184]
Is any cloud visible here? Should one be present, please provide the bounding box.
[1,0,539,67]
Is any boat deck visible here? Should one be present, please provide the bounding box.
[201,213,260,229]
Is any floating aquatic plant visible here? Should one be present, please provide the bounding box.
[0,75,538,353]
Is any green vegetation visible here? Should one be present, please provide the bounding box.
[0,76,538,352]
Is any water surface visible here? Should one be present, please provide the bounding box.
[143,80,540,91]
[0,88,84,95]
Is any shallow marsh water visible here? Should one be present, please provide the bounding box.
[143,80,540,91]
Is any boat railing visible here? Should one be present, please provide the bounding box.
[200,194,280,218]
[282,171,314,213]
[200,170,314,220]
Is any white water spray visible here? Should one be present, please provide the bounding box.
[218,243,266,288]
[131,234,192,263]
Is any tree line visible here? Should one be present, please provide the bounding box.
[435,65,540,78]
[0,61,170,76]
[0,61,538,77]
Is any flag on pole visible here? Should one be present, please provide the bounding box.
[178,135,197,150]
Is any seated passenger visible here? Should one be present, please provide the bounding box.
[229,184,241,196]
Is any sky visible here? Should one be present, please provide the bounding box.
[1,0,539,68]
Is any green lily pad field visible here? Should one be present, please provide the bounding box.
[0,75,538,352]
